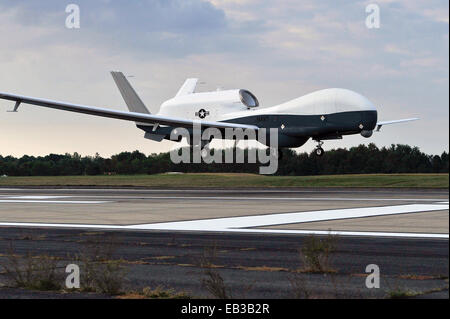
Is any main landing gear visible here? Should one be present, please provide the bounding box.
[314,140,324,157]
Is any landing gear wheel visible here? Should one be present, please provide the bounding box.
[315,147,324,157]
[313,139,325,157]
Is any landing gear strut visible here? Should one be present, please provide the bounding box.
[314,140,324,157]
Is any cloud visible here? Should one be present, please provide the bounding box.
[1,0,227,32]
[384,44,413,56]
[423,8,449,24]
[0,0,448,156]
[400,57,443,70]
[366,0,449,23]
[0,0,237,58]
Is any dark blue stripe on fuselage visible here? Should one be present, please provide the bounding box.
[225,110,377,137]
[139,110,377,148]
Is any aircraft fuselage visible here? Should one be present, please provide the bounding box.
[147,87,378,148]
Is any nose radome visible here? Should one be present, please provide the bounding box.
[333,88,377,112]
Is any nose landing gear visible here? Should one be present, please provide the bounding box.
[314,140,324,157]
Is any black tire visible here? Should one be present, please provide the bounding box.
[315,147,324,157]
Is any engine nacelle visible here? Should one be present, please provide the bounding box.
[158,88,259,120]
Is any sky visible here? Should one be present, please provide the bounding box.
[0,0,448,157]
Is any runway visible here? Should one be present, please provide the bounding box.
[0,227,448,298]
[0,187,448,238]
[0,187,448,298]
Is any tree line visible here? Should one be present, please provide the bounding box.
[0,143,448,176]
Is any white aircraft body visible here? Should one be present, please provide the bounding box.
[0,72,418,156]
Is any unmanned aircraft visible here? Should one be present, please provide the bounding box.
[0,72,418,157]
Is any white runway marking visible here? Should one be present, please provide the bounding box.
[0,202,447,238]
[0,195,111,204]
[4,196,70,199]
[128,203,449,233]
[0,200,110,204]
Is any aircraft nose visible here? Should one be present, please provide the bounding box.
[335,89,376,111]
[333,88,377,130]
[361,109,378,130]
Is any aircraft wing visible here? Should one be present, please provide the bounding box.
[376,118,419,131]
[0,91,258,131]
